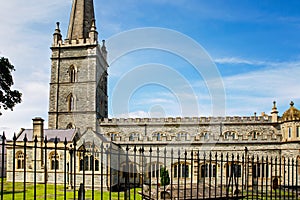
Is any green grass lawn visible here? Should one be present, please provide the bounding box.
[2,178,297,200]
[239,188,299,200]
[0,179,142,200]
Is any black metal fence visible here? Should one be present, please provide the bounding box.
[0,133,300,199]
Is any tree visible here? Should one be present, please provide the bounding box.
[0,57,22,115]
[160,167,170,186]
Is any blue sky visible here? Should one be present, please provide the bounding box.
[0,0,300,138]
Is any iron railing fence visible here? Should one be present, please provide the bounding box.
[0,133,299,199]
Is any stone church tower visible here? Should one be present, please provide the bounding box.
[48,0,108,132]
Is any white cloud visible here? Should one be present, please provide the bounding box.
[215,57,300,68]
[134,98,174,105]
[224,65,300,97]
[0,0,71,139]
[114,111,150,118]
[220,61,300,115]
[215,57,263,65]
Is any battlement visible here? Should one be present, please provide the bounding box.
[100,115,272,125]
[105,130,282,144]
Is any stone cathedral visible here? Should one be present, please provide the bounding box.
[5,0,300,190]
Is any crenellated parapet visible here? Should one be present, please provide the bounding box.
[99,116,281,144]
[100,115,272,125]
[51,21,107,62]
[51,4,107,63]
[105,131,282,144]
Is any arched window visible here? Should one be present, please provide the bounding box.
[177,132,188,141]
[78,143,99,171]
[173,163,190,178]
[223,131,236,139]
[201,163,216,177]
[253,131,257,139]
[129,134,134,141]
[98,72,108,94]
[16,151,25,169]
[109,132,120,141]
[224,132,228,139]
[249,131,259,139]
[147,162,163,178]
[49,152,59,170]
[69,65,76,83]
[252,163,269,178]
[111,133,116,141]
[153,132,161,141]
[67,93,74,112]
[157,133,161,141]
[129,133,139,141]
[202,132,210,140]
[225,163,242,178]
[288,127,292,138]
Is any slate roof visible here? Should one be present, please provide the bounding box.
[16,129,76,142]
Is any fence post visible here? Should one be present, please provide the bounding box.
[133,145,137,199]
[208,152,212,199]
[44,136,48,200]
[100,142,103,200]
[78,183,85,200]
[64,138,68,200]
[214,152,217,199]
[170,148,174,200]
[91,141,95,200]
[73,140,77,200]
[82,140,86,200]
[124,145,130,200]
[1,132,5,200]
[54,137,58,199]
[139,147,144,198]
[296,158,298,199]
[157,147,160,200]
[177,149,180,199]
[117,146,120,199]
[12,133,16,200]
[34,135,37,200]
[220,152,223,198]
[109,144,112,200]
[149,147,152,199]
[23,134,28,200]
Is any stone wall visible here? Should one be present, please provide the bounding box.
[99,117,281,144]
[48,42,108,131]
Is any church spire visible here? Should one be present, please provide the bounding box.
[67,0,95,42]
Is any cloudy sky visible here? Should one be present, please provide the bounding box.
[1,0,300,139]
